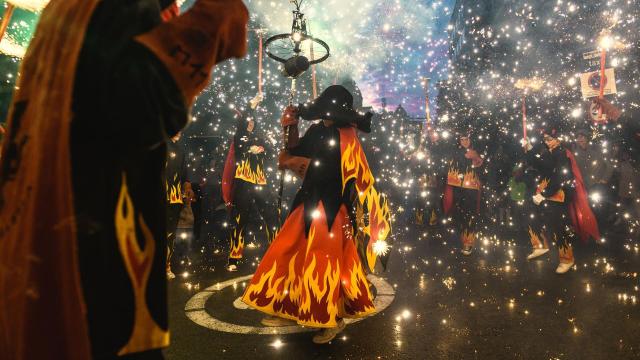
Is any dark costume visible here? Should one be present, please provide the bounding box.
[242,86,391,328]
[415,140,446,226]
[165,138,189,272]
[222,115,272,264]
[524,141,599,260]
[444,143,483,249]
[0,1,248,358]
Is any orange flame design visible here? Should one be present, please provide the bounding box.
[242,205,375,328]
[340,128,392,272]
[166,176,183,204]
[463,170,480,190]
[341,140,374,196]
[229,214,244,259]
[243,226,343,327]
[415,209,424,225]
[429,209,438,225]
[528,227,549,249]
[115,173,169,355]
[235,159,267,185]
[341,258,375,314]
[559,244,574,264]
[461,230,475,247]
[447,162,463,187]
[536,178,565,202]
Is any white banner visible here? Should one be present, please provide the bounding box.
[580,68,617,99]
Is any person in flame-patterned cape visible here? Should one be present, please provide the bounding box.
[522,123,599,274]
[222,107,275,271]
[241,85,392,344]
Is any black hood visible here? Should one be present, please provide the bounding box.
[297,85,373,133]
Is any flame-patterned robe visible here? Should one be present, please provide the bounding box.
[222,127,271,261]
[443,146,483,247]
[242,123,390,328]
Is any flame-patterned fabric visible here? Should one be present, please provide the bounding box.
[242,202,375,328]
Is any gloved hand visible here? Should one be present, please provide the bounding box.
[278,151,309,180]
[532,193,545,205]
[280,106,299,127]
[592,98,622,122]
[249,93,264,109]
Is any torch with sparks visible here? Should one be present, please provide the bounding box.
[593,29,628,122]
[263,0,330,224]
[515,77,545,141]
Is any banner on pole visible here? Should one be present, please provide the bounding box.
[580,68,616,99]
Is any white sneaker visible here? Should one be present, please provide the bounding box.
[527,248,549,260]
[461,246,473,256]
[260,316,296,327]
[226,264,238,272]
[166,270,176,279]
[312,320,346,344]
[555,261,575,274]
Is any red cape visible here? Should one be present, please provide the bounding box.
[565,149,600,242]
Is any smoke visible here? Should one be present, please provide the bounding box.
[244,0,454,114]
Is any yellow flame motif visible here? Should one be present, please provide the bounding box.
[528,227,548,249]
[242,220,374,328]
[265,225,280,244]
[115,173,169,355]
[235,158,267,185]
[448,161,480,190]
[463,170,480,190]
[229,214,244,259]
[342,258,374,306]
[429,209,438,225]
[415,209,424,225]
[536,178,565,202]
[447,162,463,187]
[340,128,392,271]
[461,230,476,247]
[166,174,183,204]
[559,244,574,263]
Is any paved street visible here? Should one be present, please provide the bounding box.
[166,226,640,359]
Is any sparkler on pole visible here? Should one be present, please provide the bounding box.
[264,0,330,224]
[593,29,627,122]
[250,29,266,109]
[515,77,545,141]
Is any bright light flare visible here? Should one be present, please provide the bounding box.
[373,240,390,256]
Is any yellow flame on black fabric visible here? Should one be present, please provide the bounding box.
[115,173,169,355]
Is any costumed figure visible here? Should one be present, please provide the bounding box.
[416,131,445,226]
[221,107,274,271]
[522,123,600,274]
[165,132,194,279]
[443,130,484,256]
[0,0,248,358]
[241,85,392,344]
